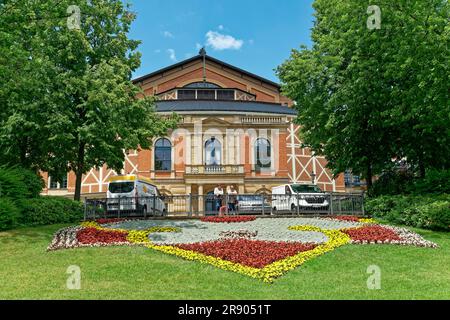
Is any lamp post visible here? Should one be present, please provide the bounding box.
[310,171,316,184]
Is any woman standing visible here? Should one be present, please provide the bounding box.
[227,185,238,215]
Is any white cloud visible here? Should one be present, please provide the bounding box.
[167,49,177,62]
[205,31,243,51]
[218,25,224,30]
[163,31,174,38]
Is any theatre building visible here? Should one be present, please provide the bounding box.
[42,50,345,198]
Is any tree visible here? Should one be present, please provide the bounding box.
[277,0,449,189]
[0,0,60,171]
[0,0,179,200]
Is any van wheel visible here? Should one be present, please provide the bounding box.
[143,205,147,216]
[272,207,277,215]
[291,203,297,213]
[162,209,167,217]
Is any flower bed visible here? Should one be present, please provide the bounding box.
[175,239,316,269]
[219,230,258,240]
[94,218,127,225]
[200,216,256,223]
[48,217,438,282]
[77,227,129,244]
[342,225,401,243]
[331,215,361,222]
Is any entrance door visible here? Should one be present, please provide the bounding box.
[204,191,217,216]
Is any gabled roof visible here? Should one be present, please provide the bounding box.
[132,53,281,89]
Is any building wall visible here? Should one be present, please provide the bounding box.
[42,57,345,197]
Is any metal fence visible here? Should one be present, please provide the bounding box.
[83,193,365,220]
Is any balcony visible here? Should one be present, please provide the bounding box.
[185,165,244,175]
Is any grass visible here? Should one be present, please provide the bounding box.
[0,223,449,299]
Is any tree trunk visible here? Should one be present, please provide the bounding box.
[418,159,426,179]
[73,142,85,201]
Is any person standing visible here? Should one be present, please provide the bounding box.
[213,184,224,214]
[227,185,238,215]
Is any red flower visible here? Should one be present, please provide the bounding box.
[95,218,127,225]
[332,215,360,222]
[77,228,129,244]
[343,225,401,242]
[200,216,256,223]
[176,239,316,268]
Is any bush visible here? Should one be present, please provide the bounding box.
[366,194,450,231]
[19,196,83,227]
[18,168,45,198]
[407,169,450,195]
[0,197,20,231]
[370,169,450,197]
[0,166,44,200]
[369,169,414,197]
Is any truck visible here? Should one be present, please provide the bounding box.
[106,175,166,216]
[271,184,329,214]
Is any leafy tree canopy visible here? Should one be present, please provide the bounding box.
[278,0,449,188]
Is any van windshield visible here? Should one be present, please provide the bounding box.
[291,184,322,193]
[108,182,134,194]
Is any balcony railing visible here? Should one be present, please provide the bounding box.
[185,165,244,175]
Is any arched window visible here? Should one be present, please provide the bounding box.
[255,138,271,171]
[154,138,172,171]
[205,138,221,166]
[184,82,221,89]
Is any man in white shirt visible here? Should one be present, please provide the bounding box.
[214,184,224,213]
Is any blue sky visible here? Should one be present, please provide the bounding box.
[129,0,315,83]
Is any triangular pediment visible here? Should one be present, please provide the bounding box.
[201,117,232,126]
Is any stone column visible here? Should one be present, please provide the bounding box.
[198,184,204,215]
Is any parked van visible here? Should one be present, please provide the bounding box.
[106,175,166,216]
[271,184,329,213]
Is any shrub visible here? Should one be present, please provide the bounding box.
[408,169,450,195]
[370,169,450,197]
[0,197,20,231]
[0,166,44,200]
[366,195,450,231]
[18,168,45,198]
[369,169,414,197]
[19,196,83,227]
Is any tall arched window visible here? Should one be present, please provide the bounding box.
[154,138,172,171]
[255,138,271,171]
[205,138,221,166]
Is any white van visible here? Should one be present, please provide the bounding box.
[106,175,166,216]
[271,184,329,213]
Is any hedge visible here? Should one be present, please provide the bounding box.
[0,166,44,200]
[0,197,21,231]
[366,194,450,231]
[18,196,83,227]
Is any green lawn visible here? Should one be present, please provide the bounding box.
[0,223,449,299]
